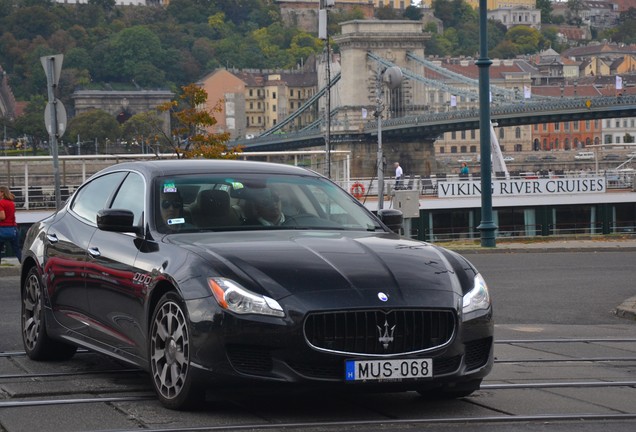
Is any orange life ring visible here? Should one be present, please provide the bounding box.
[350,182,365,199]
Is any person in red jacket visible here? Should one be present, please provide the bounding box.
[0,186,22,263]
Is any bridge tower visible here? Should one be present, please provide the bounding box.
[333,20,429,127]
[332,20,437,177]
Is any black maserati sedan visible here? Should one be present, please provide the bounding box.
[20,159,493,410]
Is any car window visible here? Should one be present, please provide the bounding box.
[154,174,382,234]
[71,171,127,224]
[111,172,145,225]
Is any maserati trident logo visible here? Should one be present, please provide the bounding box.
[377,319,396,350]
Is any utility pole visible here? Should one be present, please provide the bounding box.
[319,0,334,178]
[41,55,67,211]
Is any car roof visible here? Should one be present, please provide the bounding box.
[97,159,321,178]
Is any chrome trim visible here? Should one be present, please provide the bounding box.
[303,309,457,358]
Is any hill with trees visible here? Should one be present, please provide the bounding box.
[1,0,634,148]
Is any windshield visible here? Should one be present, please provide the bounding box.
[155,173,383,234]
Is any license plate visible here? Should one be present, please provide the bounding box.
[345,358,432,382]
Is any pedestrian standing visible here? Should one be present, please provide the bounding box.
[0,186,22,263]
[394,162,403,190]
[460,162,469,175]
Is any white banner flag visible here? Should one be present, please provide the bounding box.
[524,85,531,99]
[361,108,368,119]
[616,75,623,90]
[450,95,457,107]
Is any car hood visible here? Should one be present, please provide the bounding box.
[170,231,468,308]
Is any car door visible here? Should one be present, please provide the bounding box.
[85,171,148,359]
[45,171,128,336]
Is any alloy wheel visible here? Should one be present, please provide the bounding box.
[150,299,190,400]
[22,272,42,352]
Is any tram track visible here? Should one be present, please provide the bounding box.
[1,337,636,431]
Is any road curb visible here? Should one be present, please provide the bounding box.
[615,296,636,321]
[0,266,20,277]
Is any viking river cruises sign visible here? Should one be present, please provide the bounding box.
[438,177,606,198]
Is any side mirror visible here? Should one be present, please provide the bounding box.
[97,209,143,235]
[377,209,403,234]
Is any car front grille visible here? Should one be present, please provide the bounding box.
[304,309,456,356]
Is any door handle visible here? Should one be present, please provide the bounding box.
[88,247,101,257]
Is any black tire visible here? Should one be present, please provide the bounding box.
[21,266,77,361]
[149,292,203,410]
[417,379,482,400]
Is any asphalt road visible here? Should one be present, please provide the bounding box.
[467,251,636,325]
[1,250,636,432]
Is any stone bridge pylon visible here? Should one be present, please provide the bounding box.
[332,20,430,131]
[330,20,435,178]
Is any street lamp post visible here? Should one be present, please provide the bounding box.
[319,0,334,178]
[375,66,402,210]
[476,0,497,247]
[375,67,385,209]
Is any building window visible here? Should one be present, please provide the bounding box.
[543,123,547,131]
[273,105,276,112]
[439,147,445,153]
[471,130,476,139]
[451,146,457,153]
[470,145,477,152]
[604,135,612,144]
[461,130,466,139]
[460,145,467,152]
[555,122,560,131]
[515,127,521,138]
[499,128,504,139]
[273,92,276,99]
[451,131,456,139]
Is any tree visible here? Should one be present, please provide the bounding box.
[13,96,48,155]
[157,84,242,160]
[103,26,165,82]
[376,6,401,20]
[121,111,168,153]
[404,5,424,21]
[66,109,121,148]
[536,0,553,24]
[503,26,543,55]
[566,0,584,25]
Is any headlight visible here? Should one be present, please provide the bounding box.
[208,277,285,317]
[462,273,491,316]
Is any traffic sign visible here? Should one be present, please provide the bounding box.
[44,99,67,138]
[40,55,63,87]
